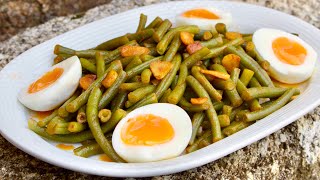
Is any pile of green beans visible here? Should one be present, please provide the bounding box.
[28,14,300,162]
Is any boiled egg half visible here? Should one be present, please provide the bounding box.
[176,7,232,30]
[253,28,317,84]
[112,103,192,163]
[18,56,82,111]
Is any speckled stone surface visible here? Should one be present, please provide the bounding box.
[0,0,320,179]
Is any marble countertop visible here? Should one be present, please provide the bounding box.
[0,0,319,179]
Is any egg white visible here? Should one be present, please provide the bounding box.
[112,103,192,163]
[18,56,82,111]
[176,7,233,30]
[253,28,317,84]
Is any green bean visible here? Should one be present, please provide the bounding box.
[153,19,172,42]
[124,56,142,71]
[191,66,222,102]
[109,109,127,126]
[224,68,243,107]
[240,69,255,86]
[157,25,200,55]
[194,30,205,40]
[187,130,212,153]
[170,75,179,89]
[80,58,97,74]
[95,52,105,79]
[53,45,75,55]
[212,56,222,64]
[37,109,58,127]
[199,138,211,148]
[178,97,210,112]
[186,76,222,142]
[95,35,130,51]
[222,121,253,136]
[54,45,109,58]
[163,33,181,62]
[147,47,159,56]
[210,64,227,73]
[142,37,156,44]
[86,87,124,162]
[189,113,206,145]
[176,64,188,86]
[52,126,71,135]
[77,105,86,123]
[203,38,244,59]
[215,23,227,34]
[146,16,163,29]
[202,31,213,40]
[248,99,262,111]
[58,91,80,118]
[226,45,274,87]
[98,71,127,109]
[68,122,87,133]
[244,41,256,58]
[55,121,69,129]
[46,116,66,135]
[111,91,128,112]
[119,82,149,91]
[222,105,233,116]
[211,79,235,90]
[80,139,96,146]
[236,80,250,100]
[218,115,230,128]
[127,93,158,111]
[128,75,141,83]
[159,88,172,103]
[180,104,209,112]
[229,104,247,122]
[127,29,155,42]
[119,56,133,67]
[243,35,253,42]
[181,47,211,69]
[74,142,103,158]
[126,56,162,79]
[200,36,223,49]
[213,101,224,111]
[154,54,181,99]
[260,100,275,108]
[136,13,147,32]
[143,42,156,48]
[98,109,112,123]
[128,85,156,103]
[246,42,270,71]
[238,69,261,110]
[28,107,124,143]
[167,63,187,104]
[125,100,134,108]
[238,88,298,122]
[140,54,155,62]
[249,77,262,88]
[54,54,71,64]
[66,60,122,113]
[242,87,299,101]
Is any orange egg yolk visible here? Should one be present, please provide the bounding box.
[33,110,53,120]
[99,154,113,162]
[272,37,307,65]
[183,9,220,19]
[121,114,174,146]
[28,67,64,93]
[56,144,74,150]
